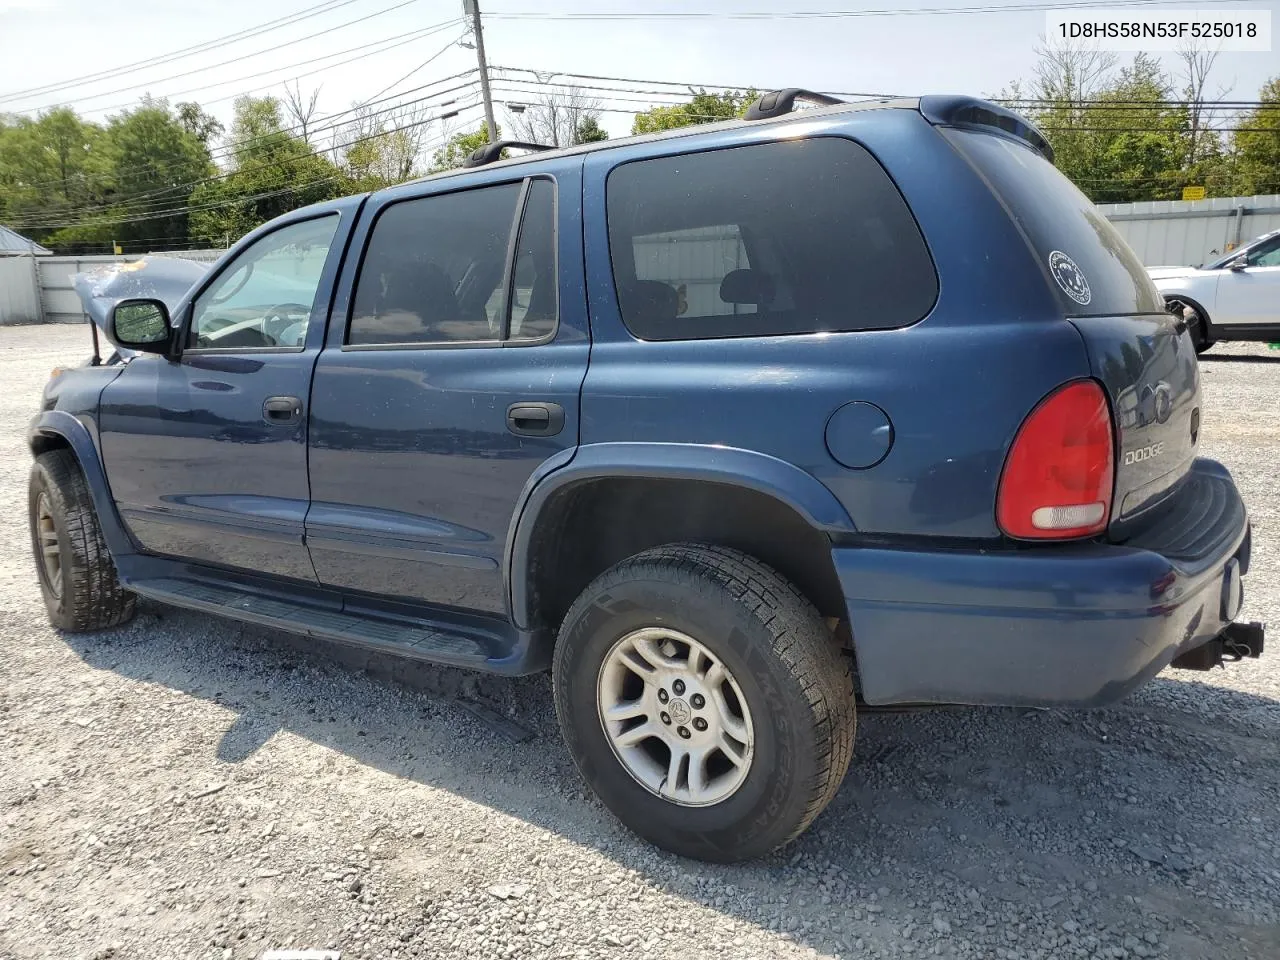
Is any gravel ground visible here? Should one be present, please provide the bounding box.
[2,323,1279,960]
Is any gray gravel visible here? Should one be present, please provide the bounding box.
[2,324,1279,960]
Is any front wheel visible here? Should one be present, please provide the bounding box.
[552,543,856,862]
[28,449,135,631]
[1167,297,1213,353]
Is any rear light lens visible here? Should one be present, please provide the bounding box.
[997,380,1114,540]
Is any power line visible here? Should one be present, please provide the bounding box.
[8,64,477,198]
[8,100,485,230]
[10,73,477,225]
[8,0,435,114]
[485,0,1242,19]
[492,67,1272,109]
[72,20,466,120]
[361,34,466,105]
[0,0,363,105]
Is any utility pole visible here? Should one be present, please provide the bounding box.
[463,0,498,143]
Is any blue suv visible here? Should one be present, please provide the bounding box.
[28,91,1262,862]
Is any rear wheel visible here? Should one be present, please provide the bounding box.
[1167,297,1213,353]
[552,543,856,862]
[28,449,135,631]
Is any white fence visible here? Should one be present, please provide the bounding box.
[0,249,224,326]
[1095,194,1280,267]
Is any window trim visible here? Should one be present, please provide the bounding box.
[182,211,342,356]
[341,174,560,352]
[603,135,939,343]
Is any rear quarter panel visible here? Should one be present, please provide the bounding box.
[580,109,1090,539]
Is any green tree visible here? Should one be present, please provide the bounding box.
[631,89,758,135]
[1233,76,1280,195]
[574,115,608,144]
[175,101,224,147]
[188,95,343,245]
[1004,45,1235,203]
[429,123,499,172]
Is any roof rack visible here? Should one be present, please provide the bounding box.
[462,140,554,168]
[744,89,844,122]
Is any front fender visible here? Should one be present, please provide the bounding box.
[29,410,136,559]
[503,442,857,629]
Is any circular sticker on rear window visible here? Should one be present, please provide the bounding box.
[1048,250,1091,305]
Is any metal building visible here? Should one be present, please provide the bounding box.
[1096,194,1280,267]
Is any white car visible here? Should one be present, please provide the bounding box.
[1149,229,1280,352]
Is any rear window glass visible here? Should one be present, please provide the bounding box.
[943,128,1164,317]
[606,137,938,341]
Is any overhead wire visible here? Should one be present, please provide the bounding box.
[9,99,487,230]
[10,63,478,198]
[0,0,364,104]
[70,19,466,119]
[484,0,1247,18]
[6,0,435,114]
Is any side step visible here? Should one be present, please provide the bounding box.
[127,576,495,668]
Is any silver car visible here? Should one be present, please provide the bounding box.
[1150,229,1280,352]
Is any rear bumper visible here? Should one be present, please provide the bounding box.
[838,458,1256,707]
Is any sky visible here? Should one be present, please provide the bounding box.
[0,0,1277,154]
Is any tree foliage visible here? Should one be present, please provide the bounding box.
[0,59,1275,255]
[429,123,499,172]
[631,89,758,135]
[509,87,604,148]
[1003,41,1275,202]
[187,95,343,246]
[1233,77,1280,195]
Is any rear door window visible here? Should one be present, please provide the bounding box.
[348,178,558,347]
[943,128,1165,317]
[606,137,938,341]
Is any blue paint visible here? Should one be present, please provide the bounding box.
[29,97,1255,704]
[824,402,893,469]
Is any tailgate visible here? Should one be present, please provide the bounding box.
[1070,314,1201,523]
[938,124,1198,529]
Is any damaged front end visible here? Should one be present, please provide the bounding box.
[72,256,210,365]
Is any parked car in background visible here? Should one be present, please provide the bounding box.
[28,90,1263,862]
[1150,229,1280,351]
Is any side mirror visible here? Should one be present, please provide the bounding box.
[1226,255,1249,271]
[109,298,172,353]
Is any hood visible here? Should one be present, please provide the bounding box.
[73,256,211,358]
[1146,266,1199,281]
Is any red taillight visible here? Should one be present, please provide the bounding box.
[997,380,1114,540]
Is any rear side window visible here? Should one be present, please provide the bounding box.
[348,178,557,346]
[606,138,938,341]
[943,128,1164,317]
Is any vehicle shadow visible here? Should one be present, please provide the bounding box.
[1199,352,1280,363]
[61,603,1280,959]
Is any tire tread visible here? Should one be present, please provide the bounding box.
[31,449,135,631]
[555,541,855,855]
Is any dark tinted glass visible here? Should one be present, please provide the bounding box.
[509,179,557,341]
[944,128,1165,317]
[349,184,520,345]
[606,137,938,341]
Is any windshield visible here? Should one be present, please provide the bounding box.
[943,127,1165,317]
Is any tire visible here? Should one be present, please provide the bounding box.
[1167,297,1213,353]
[552,543,856,862]
[28,449,135,632]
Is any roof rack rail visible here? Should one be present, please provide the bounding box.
[462,140,553,168]
[744,88,844,122]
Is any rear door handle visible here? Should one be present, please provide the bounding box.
[506,401,564,437]
[263,396,303,423]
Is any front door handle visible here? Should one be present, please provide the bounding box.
[507,401,564,437]
[263,396,303,423]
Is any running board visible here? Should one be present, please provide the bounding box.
[127,576,494,668]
